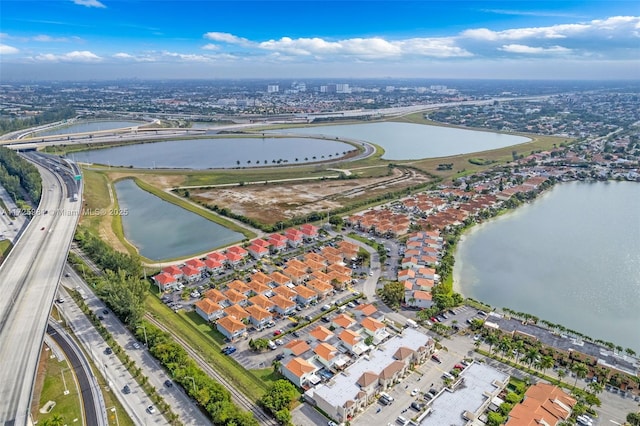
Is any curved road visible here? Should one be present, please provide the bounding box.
[0,162,81,425]
[46,321,106,426]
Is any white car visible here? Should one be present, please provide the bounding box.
[146,405,156,414]
[410,388,419,396]
[133,342,141,349]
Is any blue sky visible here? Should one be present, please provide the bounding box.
[1,1,638,80]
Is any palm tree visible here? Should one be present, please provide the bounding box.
[498,337,512,361]
[572,362,589,388]
[557,369,567,384]
[486,332,499,355]
[513,339,525,365]
[538,355,554,376]
[588,381,604,395]
[524,348,539,368]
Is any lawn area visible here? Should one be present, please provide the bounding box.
[145,292,269,401]
[32,349,83,425]
[0,239,13,264]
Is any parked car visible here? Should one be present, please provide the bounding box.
[222,346,236,355]
[411,401,425,411]
[147,405,156,414]
[431,354,442,364]
[273,329,282,336]
[104,347,113,355]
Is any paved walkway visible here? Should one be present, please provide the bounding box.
[61,264,212,425]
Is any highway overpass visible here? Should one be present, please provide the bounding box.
[0,156,81,425]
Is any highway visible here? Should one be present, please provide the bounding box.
[0,159,80,425]
[46,320,107,426]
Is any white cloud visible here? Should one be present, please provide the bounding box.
[35,50,101,62]
[113,52,133,59]
[32,34,72,42]
[201,44,220,51]
[72,0,106,8]
[205,32,471,59]
[204,32,249,45]
[500,44,571,54]
[462,16,640,41]
[0,44,19,54]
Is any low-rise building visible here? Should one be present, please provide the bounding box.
[245,305,273,329]
[505,383,576,426]
[194,298,224,322]
[305,328,434,423]
[281,357,319,388]
[216,316,246,341]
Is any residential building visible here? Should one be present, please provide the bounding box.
[305,328,434,424]
[284,339,312,357]
[181,265,201,281]
[506,383,576,426]
[194,299,224,322]
[161,265,183,279]
[245,305,273,329]
[223,304,250,321]
[271,294,297,316]
[153,272,178,291]
[216,316,247,341]
[185,258,206,271]
[281,357,319,388]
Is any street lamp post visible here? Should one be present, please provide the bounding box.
[106,406,119,426]
[136,325,148,348]
[61,368,70,395]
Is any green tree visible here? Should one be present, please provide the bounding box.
[486,411,505,426]
[96,269,147,326]
[627,412,640,426]
[572,362,589,388]
[486,332,499,355]
[379,282,405,309]
[587,381,603,395]
[537,355,554,376]
[557,368,567,384]
[259,379,297,416]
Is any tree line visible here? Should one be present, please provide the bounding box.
[135,320,259,426]
[0,147,42,204]
[72,227,260,424]
[0,106,75,135]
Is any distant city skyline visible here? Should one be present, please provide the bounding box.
[0,0,639,81]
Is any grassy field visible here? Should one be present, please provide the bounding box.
[0,239,13,264]
[145,292,275,402]
[32,349,83,425]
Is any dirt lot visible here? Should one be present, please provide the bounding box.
[190,167,431,224]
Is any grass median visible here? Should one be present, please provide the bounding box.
[145,292,271,402]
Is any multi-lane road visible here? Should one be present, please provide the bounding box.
[0,162,80,425]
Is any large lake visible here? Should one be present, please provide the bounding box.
[38,120,142,136]
[454,181,640,352]
[114,179,243,260]
[271,122,530,160]
[72,137,352,169]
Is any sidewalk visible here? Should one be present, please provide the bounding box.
[61,264,212,425]
[56,286,169,426]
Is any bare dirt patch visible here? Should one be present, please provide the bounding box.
[190,167,431,225]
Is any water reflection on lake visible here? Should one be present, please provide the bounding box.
[115,179,244,260]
